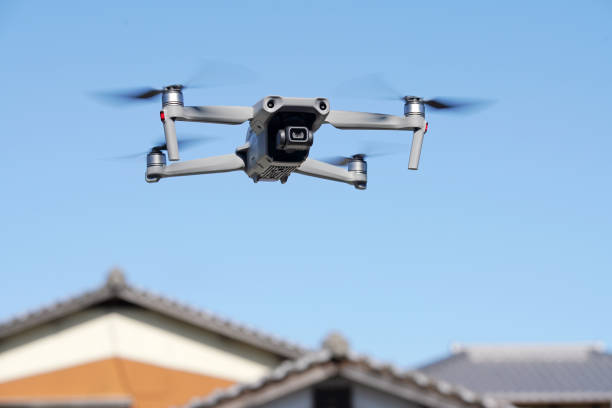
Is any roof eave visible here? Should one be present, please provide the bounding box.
[0,273,307,360]
[187,351,515,408]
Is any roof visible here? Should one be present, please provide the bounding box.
[0,269,305,360]
[187,334,516,408]
[419,343,612,404]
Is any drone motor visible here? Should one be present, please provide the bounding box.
[403,97,425,117]
[162,85,184,107]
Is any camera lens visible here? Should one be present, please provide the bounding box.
[319,102,327,110]
[289,127,307,141]
[267,100,275,108]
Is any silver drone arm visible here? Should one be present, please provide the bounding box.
[161,105,254,161]
[164,105,254,125]
[295,158,366,189]
[325,110,427,170]
[146,153,245,182]
[325,110,421,130]
[179,106,254,124]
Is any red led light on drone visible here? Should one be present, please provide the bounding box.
[425,122,428,133]
[160,111,165,122]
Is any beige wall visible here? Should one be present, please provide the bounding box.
[0,304,286,408]
[0,305,282,384]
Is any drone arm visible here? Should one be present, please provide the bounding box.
[325,110,420,130]
[325,110,427,169]
[146,154,245,180]
[165,105,254,125]
[294,159,366,188]
[160,105,252,162]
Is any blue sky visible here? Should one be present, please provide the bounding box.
[1,0,611,367]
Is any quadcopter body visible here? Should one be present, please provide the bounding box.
[145,86,428,190]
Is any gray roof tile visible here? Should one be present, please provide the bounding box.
[420,344,612,403]
[187,344,516,408]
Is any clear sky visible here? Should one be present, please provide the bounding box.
[1,1,611,367]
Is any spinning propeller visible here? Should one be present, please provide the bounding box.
[320,141,407,166]
[402,95,483,111]
[335,73,492,113]
[96,60,257,105]
[322,154,365,166]
[322,153,389,166]
[110,134,215,160]
[109,84,186,102]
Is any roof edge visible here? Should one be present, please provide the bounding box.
[486,392,612,404]
[187,348,516,408]
[0,269,307,360]
[451,342,606,355]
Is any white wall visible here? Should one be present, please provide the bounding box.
[0,305,282,383]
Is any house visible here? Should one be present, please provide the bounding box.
[184,333,515,408]
[419,344,612,408]
[2,269,609,408]
[0,269,304,408]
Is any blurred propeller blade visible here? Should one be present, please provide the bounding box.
[319,140,408,166]
[128,88,165,100]
[321,156,353,166]
[423,97,493,112]
[335,73,493,114]
[150,134,215,151]
[183,59,258,89]
[95,87,165,104]
[334,73,404,101]
[107,134,216,161]
[95,60,257,106]
[109,151,150,160]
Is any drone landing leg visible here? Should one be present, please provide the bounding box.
[294,159,366,190]
[146,154,245,182]
[162,117,179,161]
[408,127,426,170]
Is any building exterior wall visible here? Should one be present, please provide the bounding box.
[0,305,285,408]
[259,389,312,408]
[254,380,425,408]
[353,383,422,408]
[0,305,282,384]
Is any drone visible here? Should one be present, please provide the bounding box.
[110,80,479,190]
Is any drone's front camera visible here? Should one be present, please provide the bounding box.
[319,102,327,111]
[267,100,275,108]
[276,126,313,151]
